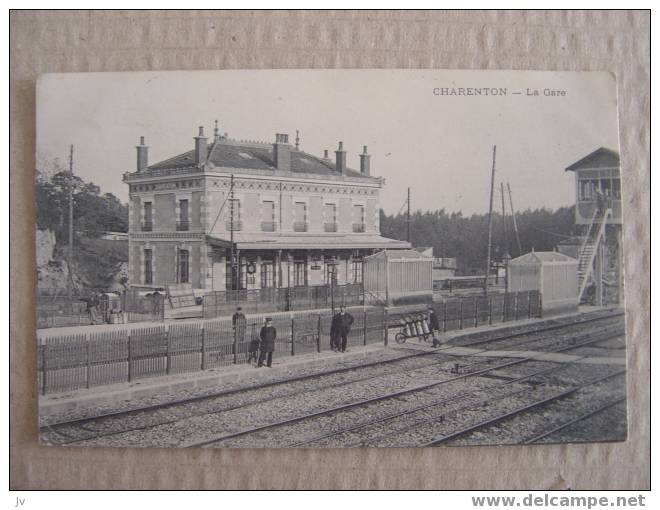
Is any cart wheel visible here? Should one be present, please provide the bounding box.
[395,332,407,344]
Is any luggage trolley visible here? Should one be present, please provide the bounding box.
[394,313,433,344]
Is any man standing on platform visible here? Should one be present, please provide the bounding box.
[232,306,247,358]
[258,317,277,368]
[331,306,354,353]
[427,305,441,347]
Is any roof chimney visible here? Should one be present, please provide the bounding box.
[213,120,220,142]
[295,130,300,151]
[335,141,347,174]
[136,136,148,172]
[323,149,329,160]
[359,145,371,176]
[273,133,291,171]
[194,126,208,165]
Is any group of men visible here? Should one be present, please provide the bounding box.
[231,307,276,368]
[231,305,357,368]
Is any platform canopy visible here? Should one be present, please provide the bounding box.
[206,233,411,251]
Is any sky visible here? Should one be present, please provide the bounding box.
[36,69,620,216]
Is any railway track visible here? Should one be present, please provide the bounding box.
[41,309,625,447]
[522,397,627,444]
[188,326,625,448]
[423,371,625,446]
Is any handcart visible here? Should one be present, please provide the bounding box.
[394,313,434,344]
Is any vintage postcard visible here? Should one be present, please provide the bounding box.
[36,69,626,448]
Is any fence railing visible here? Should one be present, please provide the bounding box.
[37,308,386,395]
[37,290,165,329]
[388,291,542,331]
[202,283,364,318]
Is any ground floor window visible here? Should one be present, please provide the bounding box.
[352,258,363,284]
[293,260,307,286]
[144,249,153,284]
[178,249,189,284]
[261,260,275,288]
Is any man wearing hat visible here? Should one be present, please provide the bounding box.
[258,317,277,368]
[331,305,354,353]
[427,304,441,347]
[232,306,247,358]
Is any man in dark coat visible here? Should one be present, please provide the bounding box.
[427,305,441,347]
[331,306,354,353]
[258,317,277,367]
[232,307,247,356]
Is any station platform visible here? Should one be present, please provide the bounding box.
[39,343,393,420]
[38,305,623,420]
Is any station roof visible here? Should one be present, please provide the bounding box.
[565,147,620,172]
[148,138,373,180]
[206,233,411,251]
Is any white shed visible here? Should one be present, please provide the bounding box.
[507,251,579,314]
[363,249,433,306]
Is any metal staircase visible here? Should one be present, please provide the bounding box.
[577,207,612,301]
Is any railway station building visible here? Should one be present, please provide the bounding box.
[123,123,410,292]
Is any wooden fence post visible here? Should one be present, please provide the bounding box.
[166,327,171,375]
[127,331,133,383]
[538,292,543,319]
[443,300,447,332]
[503,293,508,322]
[384,309,389,346]
[86,336,91,390]
[233,325,238,365]
[201,324,206,370]
[527,291,532,319]
[459,298,464,330]
[291,317,295,356]
[488,295,493,326]
[363,309,368,346]
[474,296,479,327]
[317,314,321,353]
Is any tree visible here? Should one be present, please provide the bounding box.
[380,206,576,274]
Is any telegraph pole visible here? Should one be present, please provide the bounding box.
[229,174,236,290]
[484,145,496,294]
[406,187,411,244]
[507,182,522,256]
[67,144,74,310]
[500,182,508,257]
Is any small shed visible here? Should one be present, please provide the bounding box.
[507,251,579,314]
[363,249,433,306]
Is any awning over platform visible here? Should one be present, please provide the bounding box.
[206,233,410,251]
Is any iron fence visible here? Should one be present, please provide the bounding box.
[202,283,363,318]
[388,291,542,332]
[37,307,385,395]
[37,290,165,329]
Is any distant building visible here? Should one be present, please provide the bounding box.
[123,123,409,291]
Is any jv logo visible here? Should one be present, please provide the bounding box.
[13,498,25,508]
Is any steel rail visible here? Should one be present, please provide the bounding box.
[288,339,626,448]
[186,328,625,448]
[522,396,627,444]
[42,309,622,431]
[423,370,626,446]
[43,352,477,445]
[289,360,591,448]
